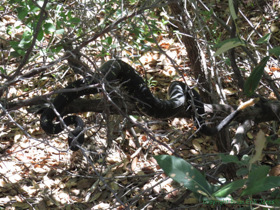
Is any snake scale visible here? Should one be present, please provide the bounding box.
[40,60,242,151]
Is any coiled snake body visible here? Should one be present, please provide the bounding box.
[40,60,241,151]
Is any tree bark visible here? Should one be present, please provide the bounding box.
[168,0,212,103]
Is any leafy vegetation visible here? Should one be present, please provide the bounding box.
[155,130,280,207]
[0,0,280,209]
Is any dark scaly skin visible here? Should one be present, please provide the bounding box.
[40,77,98,151]
[41,60,240,151]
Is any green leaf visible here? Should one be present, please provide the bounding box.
[19,32,32,48]
[214,38,245,56]
[55,29,64,35]
[154,155,213,197]
[44,23,56,34]
[102,37,112,45]
[69,17,80,24]
[220,154,240,164]
[37,29,44,41]
[229,0,237,20]
[10,40,27,55]
[145,38,156,43]
[236,168,249,176]
[269,47,280,57]
[244,56,269,97]
[51,46,63,53]
[247,165,270,188]
[270,189,280,199]
[16,7,28,20]
[66,11,72,20]
[241,176,280,196]
[9,0,21,3]
[10,41,20,49]
[213,179,246,197]
[0,67,6,74]
[267,136,280,144]
[22,30,32,40]
[29,5,40,13]
[11,51,23,57]
[256,33,271,44]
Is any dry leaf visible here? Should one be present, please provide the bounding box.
[249,130,266,164]
[131,157,138,171]
[192,139,201,151]
[269,165,280,176]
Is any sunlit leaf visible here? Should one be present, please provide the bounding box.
[214,38,245,56]
[256,33,271,44]
[213,179,246,197]
[229,0,237,20]
[154,155,213,197]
